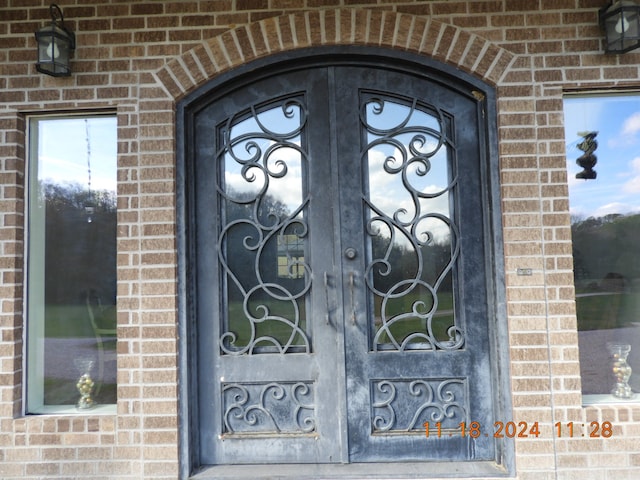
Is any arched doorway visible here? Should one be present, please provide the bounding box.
[177,47,511,476]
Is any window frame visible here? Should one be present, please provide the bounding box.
[24,112,118,415]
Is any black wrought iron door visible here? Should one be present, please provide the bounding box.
[334,67,495,462]
[194,69,346,465]
[192,64,495,465]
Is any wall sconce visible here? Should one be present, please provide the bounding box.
[600,0,640,53]
[35,4,75,77]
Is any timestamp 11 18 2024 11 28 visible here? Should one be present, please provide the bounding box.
[423,421,614,438]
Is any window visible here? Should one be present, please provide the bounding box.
[26,114,117,414]
[564,95,640,403]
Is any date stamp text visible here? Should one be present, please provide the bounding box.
[423,421,614,438]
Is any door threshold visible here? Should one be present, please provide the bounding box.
[190,461,512,479]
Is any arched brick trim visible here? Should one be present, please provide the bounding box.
[155,8,515,100]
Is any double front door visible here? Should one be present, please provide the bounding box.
[192,64,496,465]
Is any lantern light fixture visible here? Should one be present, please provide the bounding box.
[600,0,640,53]
[35,4,75,77]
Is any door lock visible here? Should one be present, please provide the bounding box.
[344,247,357,260]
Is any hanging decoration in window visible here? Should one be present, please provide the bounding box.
[575,131,598,180]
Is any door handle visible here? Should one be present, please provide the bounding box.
[349,272,356,325]
[323,271,356,326]
[324,271,331,325]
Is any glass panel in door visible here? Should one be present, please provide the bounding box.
[361,92,459,351]
[219,99,310,355]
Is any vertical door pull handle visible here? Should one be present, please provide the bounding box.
[349,272,356,325]
[324,272,331,325]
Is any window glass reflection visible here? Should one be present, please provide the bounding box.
[27,115,117,412]
[564,95,640,400]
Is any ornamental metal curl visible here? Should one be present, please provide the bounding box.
[217,97,311,355]
[222,382,316,435]
[371,380,397,432]
[361,93,463,351]
[371,378,468,434]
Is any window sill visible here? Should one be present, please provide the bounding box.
[28,404,117,415]
[582,394,639,406]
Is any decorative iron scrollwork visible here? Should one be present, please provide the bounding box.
[360,93,463,351]
[371,378,468,434]
[222,382,316,435]
[217,97,311,355]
